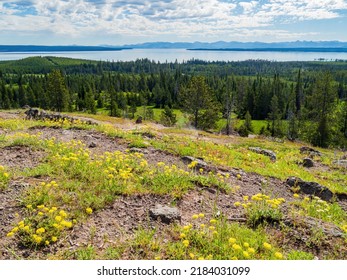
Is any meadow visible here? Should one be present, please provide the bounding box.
[0,110,346,260]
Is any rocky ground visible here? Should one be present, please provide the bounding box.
[0,111,346,260]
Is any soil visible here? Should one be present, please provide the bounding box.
[0,112,346,260]
[0,145,46,170]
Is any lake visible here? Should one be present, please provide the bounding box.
[1,48,347,62]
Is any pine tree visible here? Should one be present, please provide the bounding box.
[47,70,69,112]
[180,76,215,129]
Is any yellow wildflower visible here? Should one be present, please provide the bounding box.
[234,201,241,207]
[209,219,217,224]
[182,240,189,247]
[12,227,19,233]
[192,214,199,220]
[275,252,283,259]
[243,251,250,258]
[59,210,67,218]
[247,248,255,254]
[189,253,195,259]
[293,193,300,198]
[86,207,93,215]
[55,216,62,222]
[263,242,272,250]
[36,228,45,234]
[243,242,250,248]
[7,232,14,237]
[198,213,205,218]
[232,244,242,251]
[229,238,236,244]
[179,233,186,239]
[51,236,58,242]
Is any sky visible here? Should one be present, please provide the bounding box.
[0,0,347,45]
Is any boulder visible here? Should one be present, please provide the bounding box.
[302,158,314,168]
[181,156,216,172]
[286,177,333,201]
[249,147,276,161]
[300,146,322,157]
[129,147,148,154]
[88,141,97,148]
[135,116,143,124]
[149,204,181,224]
[332,160,347,168]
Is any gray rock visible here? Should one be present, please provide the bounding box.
[88,141,97,148]
[149,204,181,224]
[302,158,314,168]
[181,156,216,172]
[300,146,322,157]
[129,147,147,154]
[332,160,347,168]
[286,177,333,201]
[249,147,276,161]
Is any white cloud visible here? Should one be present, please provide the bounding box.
[0,0,346,43]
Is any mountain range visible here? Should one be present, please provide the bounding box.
[116,40,347,50]
[1,41,347,52]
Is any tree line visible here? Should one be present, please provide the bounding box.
[0,58,346,148]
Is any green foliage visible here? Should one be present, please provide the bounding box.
[180,76,217,129]
[286,250,314,260]
[47,70,69,112]
[160,106,177,127]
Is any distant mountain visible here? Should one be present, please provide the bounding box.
[118,41,347,50]
[0,45,127,52]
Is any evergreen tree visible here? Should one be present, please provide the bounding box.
[180,76,215,128]
[160,105,177,127]
[269,94,284,137]
[47,70,69,112]
[306,72,337,147]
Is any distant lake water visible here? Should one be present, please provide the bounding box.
[1,48,347,62]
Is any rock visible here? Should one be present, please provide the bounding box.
[129,147,147,154]
[249,147,276,161]
[9,182,30,190]
[149,204,181,224]
[135,116,143,124]
[181,156,216,172]
[286,177,333,201]
[332,160,347,168]
[302,158,314,168]
[300,146,322,157]
[88,141,97,148]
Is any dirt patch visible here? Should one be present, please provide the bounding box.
[0,181,30,260]
[0,145,46,170]
[28,127,129,155]
[0,111,21,120]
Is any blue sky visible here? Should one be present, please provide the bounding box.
[0,0,347,45]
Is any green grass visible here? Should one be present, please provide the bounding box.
[2,111,346,260]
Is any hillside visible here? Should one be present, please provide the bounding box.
[0,110,346,260]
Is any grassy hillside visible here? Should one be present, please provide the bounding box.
[0,111,346,260]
